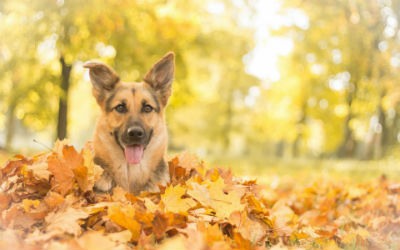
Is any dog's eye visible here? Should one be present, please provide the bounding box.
[114,103,128,113]
[142,104,154,113]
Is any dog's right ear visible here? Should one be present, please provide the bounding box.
[83,61,120,103]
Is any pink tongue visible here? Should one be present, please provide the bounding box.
[124,145,144,164]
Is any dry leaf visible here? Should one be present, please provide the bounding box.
[161,184,196,215]
[45,207,88,236]
[47,154,74,195]
[107,205,141,241]
[0,141,400,249]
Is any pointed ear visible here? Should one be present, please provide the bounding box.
[83,61,120,104]
[143,52,175,106]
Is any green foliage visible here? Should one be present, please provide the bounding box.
[1,0,400,159]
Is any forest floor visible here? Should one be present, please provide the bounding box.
[1,144,400,249]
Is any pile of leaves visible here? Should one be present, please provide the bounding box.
[1,141,399,250]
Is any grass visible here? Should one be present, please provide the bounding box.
[208,155,400,186]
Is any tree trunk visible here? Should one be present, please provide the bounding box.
[5,103,16,151]
[337,113,356,158]
[57,56,72,140]
[292,101,307,157]
[337,81,358,158]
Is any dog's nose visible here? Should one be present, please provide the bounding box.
[127,126,145,139]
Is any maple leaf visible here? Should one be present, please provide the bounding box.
[25,161,51,181]
[188,177,245,219]
[161,184,197,215]
[3,140,400,249]
[45,207,89,237]
[43,191,65,210]
[229,211,269,244]
[82,142,103,191]
[62,145,88,191]
[107,204,141,241]
[2,204,40,229]
[269,200,296,237]
[47,153,75,195]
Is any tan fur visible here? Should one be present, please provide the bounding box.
[84,53,174,194]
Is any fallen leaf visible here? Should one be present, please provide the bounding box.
[107,204,141,241]
[45,207,88,236]
[47,154,74,195]
[22,199,40,212]
[161,184,197,215]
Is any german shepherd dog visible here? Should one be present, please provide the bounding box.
[83,52,174,194]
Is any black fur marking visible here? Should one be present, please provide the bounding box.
[131,88,136,95]
[146,129,153,146]
[149,91,161,113]
[94,156,108,169]
[113,128,124,152]
[105,91,117,113]
[105,86,129,113]
[155,159,167,178]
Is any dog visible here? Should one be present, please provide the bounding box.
[83,52,174,194]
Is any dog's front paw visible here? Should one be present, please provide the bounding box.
[94,171,115,193]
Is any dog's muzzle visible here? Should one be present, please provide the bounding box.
[120,125,152,165]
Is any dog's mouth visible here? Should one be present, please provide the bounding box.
[124,144,145,165]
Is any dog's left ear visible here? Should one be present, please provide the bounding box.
[143,52,175,106]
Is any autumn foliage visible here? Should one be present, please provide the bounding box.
[0,141,399,249]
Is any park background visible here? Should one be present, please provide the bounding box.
[1,0,400,183]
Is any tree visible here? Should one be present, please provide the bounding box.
[276,0,400,158]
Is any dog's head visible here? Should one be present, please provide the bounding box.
[84,52,174,165]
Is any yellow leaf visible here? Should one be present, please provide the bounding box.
[187,182,211,207]
[83,202,118,215]
[161,184,197,215]
[82,142,103,190]
[208,178,245,219]
[45,207,88,237]
[111,186,128,202]
[107,205,141,241]
[22,199,40,212]
[189,177,245,219]
[144,198,159,213]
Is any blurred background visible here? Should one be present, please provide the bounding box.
[1,0,400,181]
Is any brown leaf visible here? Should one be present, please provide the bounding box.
[47,153,75,195]
[0,193,11,211]
[1,157,32,181]
[43,191,65,210]
[62,145,88,192]
[45,207,88,237]
[152,211,169,240]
